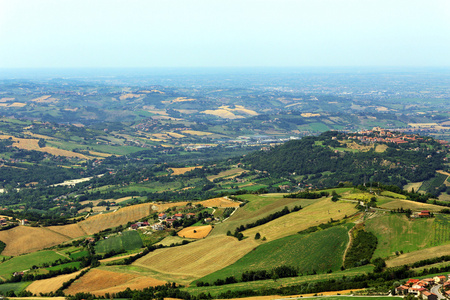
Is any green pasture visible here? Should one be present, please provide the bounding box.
[95,230,143,253]
[185,265,373,297]
[366,213,450,259]
[198,225,351,284]
[0,281,32,294]
[0,250,65,279]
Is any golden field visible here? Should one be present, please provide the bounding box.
[177,225,212,239]
[0,203,153,255]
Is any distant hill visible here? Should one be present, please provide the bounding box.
[242,131,447,188]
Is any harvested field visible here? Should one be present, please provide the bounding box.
[151,202,189,211]
[201,109,240,119]
[207,168,246,181]
[386,244,450,267]
[199,197,240,208]
[0,226,69,256]
[119,93,143,100]
[181,130,213,136]
[222,289,363,300]
[170,166,202,175]
[166,132,186,138]
[64,268,165,296]
[0,135,89,159]
[80,196,133,206]
[26,270,84,294]
[52,203,153,237]
[301,113,321,117]
[0,97,14,102]
[244,198,358,241]
[178,225,212,239]
[378,199,443,212]
[144,109,168,115]
[404,182,423,193]
[31,95,52,103]
[23,132,55,140]
[134,235,258,281]
[0,204,153,255]
[375,144,388,153]
[174,109,198,114]
[9,102,27,107]
[161,97,195,104]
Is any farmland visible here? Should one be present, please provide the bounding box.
[0,250,66,280]
[365,213,450,259]
[133,235,259,284]
[25,270,84,294]
[0,203,153,256]
[63,268,166,296]
[95,230,143,253]
[177,225,212,239]
[196,225,351,284]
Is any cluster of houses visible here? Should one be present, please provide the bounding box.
[395,275,450,299]
[348,127,449,148]
[129,211,210,232]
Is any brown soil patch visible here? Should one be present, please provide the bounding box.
[0,226,69,256]
[177,225,212,239]
[170,166,202,175]
[64,268,165,296]
[199,197,240,208]
[26,270,84,294]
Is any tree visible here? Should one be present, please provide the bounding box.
[254,232,261,240]
[38,138,46,148]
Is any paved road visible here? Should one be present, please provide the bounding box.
[431,284,445,300]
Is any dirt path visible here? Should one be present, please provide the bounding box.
[100,253,139,263]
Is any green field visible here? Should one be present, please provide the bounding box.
[197,225,351,284]
[211,195,319,236]
[0,250,65,280]
[95,230,143,253]
[366,213,450,258]
[69,250,89,260]
[46,261,82,271]
[0,281,32,294]
[419,173,448,193]
[184,265,374,297]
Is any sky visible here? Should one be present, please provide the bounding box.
[0,0,449,69]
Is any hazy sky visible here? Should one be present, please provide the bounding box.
[0,0,449,68]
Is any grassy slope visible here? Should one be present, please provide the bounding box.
[0,281,32,294]
[183,265,374,296]
[366,213,450,259]
[211,194,320,236]
[95,230,143,253]
[196,224,352,284]
[0,250,66,280]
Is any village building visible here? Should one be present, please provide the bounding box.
[151,223,165,231]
